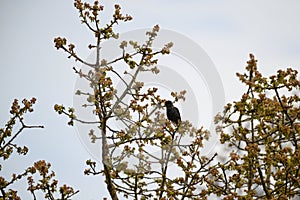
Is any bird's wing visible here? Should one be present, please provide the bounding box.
[174,107,181,121]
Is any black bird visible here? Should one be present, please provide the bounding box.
[165,101,181,125]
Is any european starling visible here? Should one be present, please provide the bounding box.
[165,101,181,125]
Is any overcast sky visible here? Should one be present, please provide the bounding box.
[1,1,300,199]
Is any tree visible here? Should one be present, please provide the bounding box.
[209,54,300,199]
[2,1,300,200]
[54,0,214,199]
[0,98,78,199]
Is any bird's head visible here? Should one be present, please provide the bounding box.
[165,101,173,108]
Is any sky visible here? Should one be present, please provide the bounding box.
[1,0,300,199]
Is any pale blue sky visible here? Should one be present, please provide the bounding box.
[1,1,300,199]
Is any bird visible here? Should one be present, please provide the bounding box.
[165,101,181,126]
